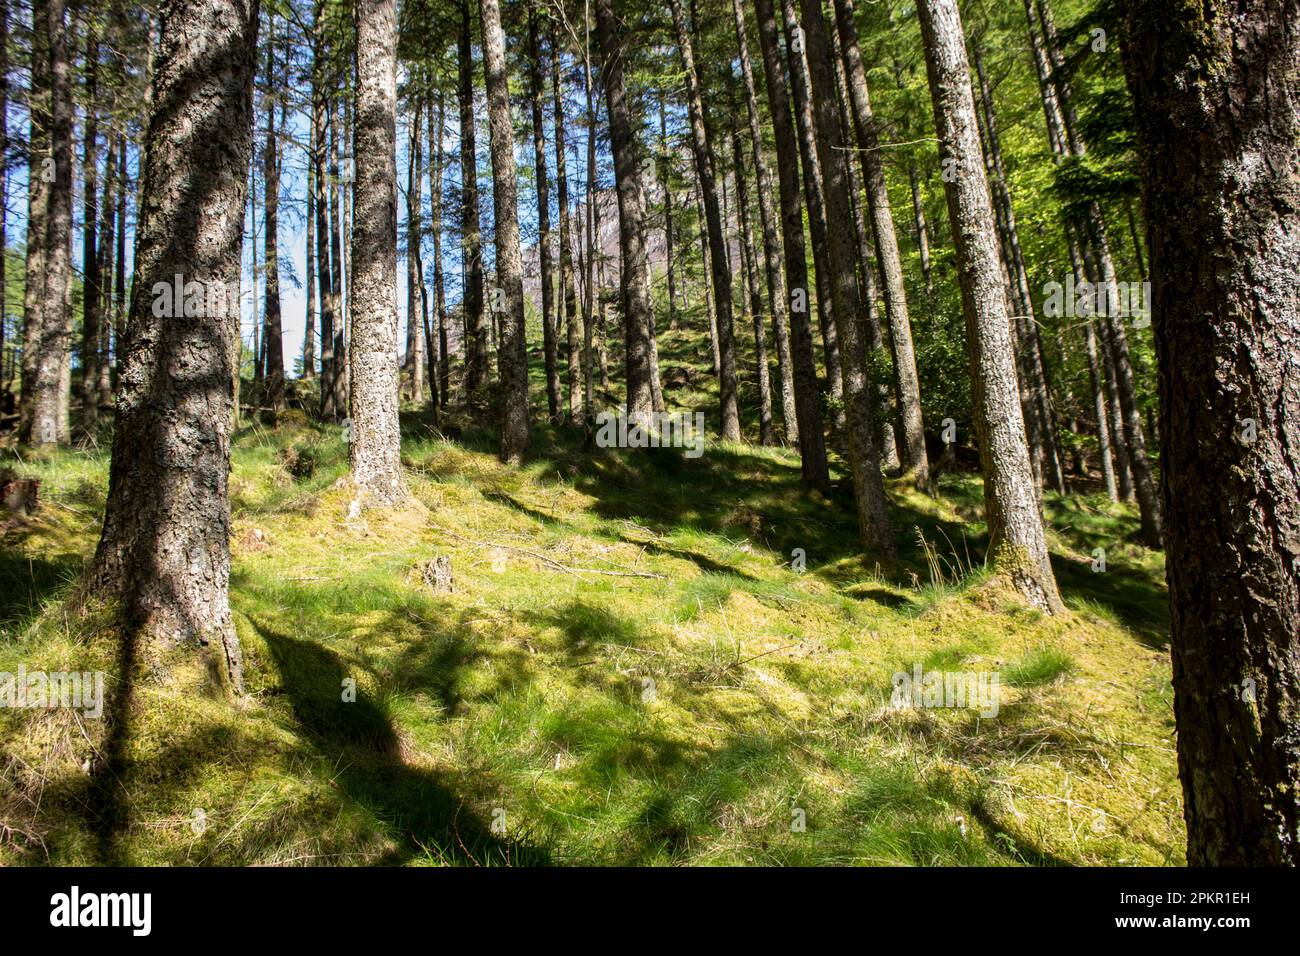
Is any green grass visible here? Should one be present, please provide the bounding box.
[1003,648,1075,687]
[0,399,1182,866]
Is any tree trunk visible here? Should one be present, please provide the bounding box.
[480,0,530,462]
[657,97,679,334]
[304,121,317,381]
[752,0,830,492]
[404,103,425,404]
[779,0,843,424]
[554,22,581,422]
[581,19,597,417]
[310,4,332,416]
[348,0,404,503]
[1035,0,1161,544]
[312,9,336,417]
[78,22,101,435]
[827,14,899,472]
[594,0,656,425]
[96,133,118,411]
[670,0,741,442]
[582,21,595,416]
[731,0,797,445]
[26,0,73,447]
[1124,0,1300,865]
[908,164,933,299]
[428,95,450,411]
[798,0,894,556]
[917,0,1062,612]
[0,0,7,401]
[694,179,720,377]
[109,134,126,403]
[972,43,1064,496]
[458,0,488,403]
[91,0,258,690]
[732,126,775,447]
[330,98,349,418]
[529,11,561,424]
[1082,317,1118,500]
[262,20,284,420]
[831,0,929,483]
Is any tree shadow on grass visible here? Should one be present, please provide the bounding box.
[247,616,550,866]
[0,550,83,636]
[1051,554,1170,651]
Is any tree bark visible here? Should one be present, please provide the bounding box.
[349,0,404,502]
[670,0,741,442]
[91,0,259,690]
[594,0,656,425]
[831,0,929,483]
[404,103,425,404]
[327,96,348,419]
[458,0,487,403]
[917,0,1062,612]
[1124,0,1300,865]
[261,19,284,419]
[972,42,1064,495]
[77,22,101,434]
[752,0,829,492]
[553,21,581,423]
[798,0,894,556]
[1035,0,1161,544]
[581,18,597,416]
[732,125,775,446]
[428,95,450,411]
[26,0,73,446]
[95,133,118,410]
[480,0,530,462]
[529,11,561,424]
[312,8,336,417]
[779,0,843,424]
[731,0,797,445]
[304,119,317,381]
[0,0,7,401]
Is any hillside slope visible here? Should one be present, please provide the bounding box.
[0,414,1181,865]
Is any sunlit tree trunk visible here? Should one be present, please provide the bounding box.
[480,0,530,462]
[917,0,1062,611]
[348,0,404,502]
[1124,0,1300,865]
[91,0,260,689]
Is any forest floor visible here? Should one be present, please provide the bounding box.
[0,343,1183,866]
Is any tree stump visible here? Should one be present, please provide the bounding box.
[0,471,39,515]
[417,556,454,594]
